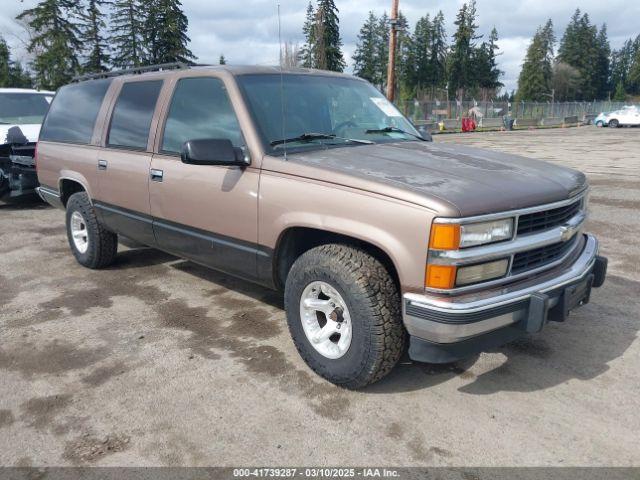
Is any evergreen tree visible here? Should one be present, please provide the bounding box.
[143,0,195,65]
[219,54,226,65]
[16,0,82,90]
[612,80,626,101]
[447,1,480,99]
[375,12,389,86]
[628,46,640,95]
[400,14,424,94]
[610,39,634,94]
[0,37,10,87]
[594,24,611,99]
[408,14,431,94]
[80,0,110,73]
[429,11,448,92]
[111,0,144,68]
[475,27,503,99]
[394,11,412,98]
[353,12,379,84]
[9,62,34,88]
[516,20,555,101]
[300,2,316,68]
[557,9,600,99]
[313,0,346,71]
[0,36,33,88]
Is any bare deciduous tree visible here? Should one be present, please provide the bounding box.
[280,41,301,68]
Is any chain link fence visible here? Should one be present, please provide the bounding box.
[397,99,640,130]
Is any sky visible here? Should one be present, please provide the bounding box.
[1,0,639,93]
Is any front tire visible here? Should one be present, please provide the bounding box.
[284,244,405,389]
[66,192,117,269]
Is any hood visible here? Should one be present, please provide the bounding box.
[278,141,587,217]
[0,124,41,145]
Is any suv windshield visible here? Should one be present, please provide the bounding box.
[0,93,53,125]
[237,74,421,154]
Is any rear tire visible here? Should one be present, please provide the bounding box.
[284,244,405,389]
[608,119,619,128]
[66,192,117,269]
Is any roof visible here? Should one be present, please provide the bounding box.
[0,88,55,94]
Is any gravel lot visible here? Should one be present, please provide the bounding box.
[0,126,638,467]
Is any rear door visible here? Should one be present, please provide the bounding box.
[149,75,260,281]
[95,79,164,245]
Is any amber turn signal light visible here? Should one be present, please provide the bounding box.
[425,264,457,289]
[429,224,460,250]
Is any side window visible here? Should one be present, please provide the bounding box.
[40,79,112,144]
[107,80,163,150]
[161,77,243,154]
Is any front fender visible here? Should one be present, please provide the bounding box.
[259,172,435,293]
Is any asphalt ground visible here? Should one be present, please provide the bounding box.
[0,126,638,467]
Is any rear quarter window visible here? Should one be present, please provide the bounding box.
[107,80,163,150]
[40,79,112,144]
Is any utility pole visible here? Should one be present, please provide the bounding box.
[386,0,399,102]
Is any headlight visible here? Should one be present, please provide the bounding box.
[460,219,514,248]
[425,258,510,289]
[456,259,509,286]
[429,218,514,250]
[426,218,514,290]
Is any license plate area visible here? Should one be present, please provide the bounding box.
[547,274,594,322]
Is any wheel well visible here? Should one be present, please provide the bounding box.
[59,179,86,206]
[274,227,400,291]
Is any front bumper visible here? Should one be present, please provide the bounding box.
[404,234,607,363]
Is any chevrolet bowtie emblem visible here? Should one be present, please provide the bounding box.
[560,225,573,242]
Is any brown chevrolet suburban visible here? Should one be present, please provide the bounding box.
[36,64,607,388]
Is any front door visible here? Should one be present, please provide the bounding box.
[149,76,260,281]
[95,79,164,246]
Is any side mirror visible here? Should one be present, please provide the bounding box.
[181,139,248,166]
[417,125,433,142]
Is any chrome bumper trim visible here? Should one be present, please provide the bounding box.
[403,234,598,343]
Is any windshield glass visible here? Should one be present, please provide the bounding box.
[0,93,53,125]
[236,74,421,154]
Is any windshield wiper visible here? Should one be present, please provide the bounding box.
[270,132,373,147]
[365,126,426,141]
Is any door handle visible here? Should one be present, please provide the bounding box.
[150,169,163,182]
[98,159,108,171]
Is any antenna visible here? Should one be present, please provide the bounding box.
[277,2,287,160]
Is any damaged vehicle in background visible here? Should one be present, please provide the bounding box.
[0,88,54,201]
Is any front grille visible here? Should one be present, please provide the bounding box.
[511,236,578,274]
[517,199,582,235]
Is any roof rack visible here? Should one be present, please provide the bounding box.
[72,62,200,82]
